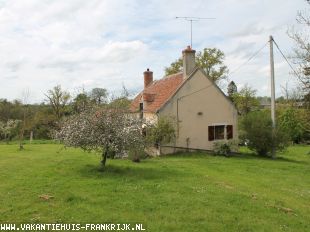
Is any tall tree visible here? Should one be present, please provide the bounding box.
[72,93,91,113]
[164,48,229,83]
[90,88,108,105]
[288,1,310,91]
[196,48,229,83]
[227,81,238,98]
[164,58,183,76]
[45,85,70,120]
[232,85,260,115]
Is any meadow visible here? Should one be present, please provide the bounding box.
[0,143,309,231]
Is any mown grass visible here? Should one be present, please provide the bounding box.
[0,143,309,231]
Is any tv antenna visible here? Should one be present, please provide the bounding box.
[176,17,215,48]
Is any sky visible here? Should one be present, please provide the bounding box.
[0,0,308,103]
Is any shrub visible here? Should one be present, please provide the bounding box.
[240,111,289,157]
[128,148,146,163]
[278,108,309,144]
[213,140,238,157]
[146,117,175,148]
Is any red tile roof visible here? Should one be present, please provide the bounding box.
[130,72,184,113]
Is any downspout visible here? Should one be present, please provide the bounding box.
[176,98,180,138]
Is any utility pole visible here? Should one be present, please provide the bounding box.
[176,17,215,48]
[269,35,276,158]
[269,36,276,127]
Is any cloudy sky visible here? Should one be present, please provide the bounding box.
[0,0,308,102]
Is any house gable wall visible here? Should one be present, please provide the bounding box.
[158,69,238,153]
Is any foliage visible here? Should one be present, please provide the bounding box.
[196,48,229,83]
[227,81,237,98]
[90,88,108,105]
[164,48,228,83]
[0,86,117,142]
[213,140,238,157]
[0,100,58,141]
[72,93,92,113]
[31,106,58,139]
[0,99,23,122]
[45,85,71,120]
[280,84,305,107]
[232,85,260,115]
[240,111,289,157]
[108,85,131,110]
[146,117,176,148]
[128,147,146,163]
[56,107,145,167]
[109,97,131,110]
[288,1,310,91]
[0,119,20,141]
[278,107,309,143]
[164,58,183,76]
[304,91,310,109]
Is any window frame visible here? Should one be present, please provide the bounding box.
[208,124,233,141]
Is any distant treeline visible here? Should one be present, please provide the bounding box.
[0,85,131,141]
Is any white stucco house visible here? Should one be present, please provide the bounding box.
[130,46,238,154]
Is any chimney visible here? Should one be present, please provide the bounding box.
[144,68,153,89]
[182,46,196,79]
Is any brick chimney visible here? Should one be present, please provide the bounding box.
[182,46,196,79]
[144,68,153,89]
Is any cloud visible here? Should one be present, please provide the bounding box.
[38,40,148,71]
[0,0,307,102]
[229,24,283,38]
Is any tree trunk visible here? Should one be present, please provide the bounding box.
[19,110,26,150]
[101,146,108,167]
[30,131,33,144]
[19,127,24,150]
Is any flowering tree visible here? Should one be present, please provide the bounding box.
[56,107,145,168]
[0,119,20,142]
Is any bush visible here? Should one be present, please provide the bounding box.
[146,117,175,148]
[240,111,289,157]
[278,108,309,144]
[213,140,238,157]
[128,148,146,163]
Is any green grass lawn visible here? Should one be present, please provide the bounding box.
[0,144,309,232]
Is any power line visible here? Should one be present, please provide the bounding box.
[178,84,213,100]
[229,41,268,76]
[272,38,302,80]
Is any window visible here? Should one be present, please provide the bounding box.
[208,126,215,141]
[208,125,233,141]
[214,125,225,140]
[227,125,233,140]
[209,126,226,141]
